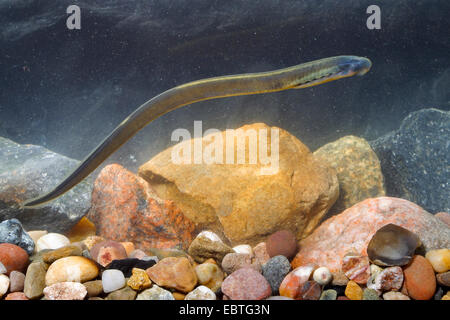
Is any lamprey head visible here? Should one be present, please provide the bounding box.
[338,56,372,76]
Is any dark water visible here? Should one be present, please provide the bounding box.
[1,0,449,171]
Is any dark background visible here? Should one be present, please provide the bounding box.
[1,0,449,171]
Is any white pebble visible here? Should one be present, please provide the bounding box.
[198,230,223,243]
[0,262,6,274]
[36,233,70,251]
[0,274,10,298]
[233,244,253,256]
[312,267,332,285]
[102,269,126,293]
[185,285,216,300]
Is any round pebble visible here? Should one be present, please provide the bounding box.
[43,282,87,300]
[221,267,272,300]
[45,256,99,286]
[0,274,10,298]
[0,243,29,275]
[313,266,332,285]
[105,286,137,300]
[425,249,450,273]
[266,230,297,259]
[403,255,436,300]
[185,285,216,300]
[83,280,103,298]
[261,255,291,294]
[36,233,70,251]
[102,269,126,293]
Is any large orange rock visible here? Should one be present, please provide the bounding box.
[291,197,450,272]
[87,164,195,251]
[138,123,338,245]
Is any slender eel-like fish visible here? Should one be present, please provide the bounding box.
[23,55,371,208]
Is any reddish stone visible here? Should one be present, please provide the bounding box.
[266,230,298,259]
[87,164,195,251]
[435,212,450,227]
[291,197,450,272]
[4,292,29,300]
[221,267,271,300]
[90,240,128,267]
[374,266,404,291]
[403,255,436,300]
[298,281,322,300]
[0,243,29,275]
[341,255,370,284]
[279,265,315,299]
[9,270,25,292]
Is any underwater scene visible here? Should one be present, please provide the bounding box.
[0,0,449,304]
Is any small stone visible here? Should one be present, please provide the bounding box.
[279,265,315,299]
[9,270,25,292]
[24,261,48,299]
[425,249,450,273]
[363,288,381,300]
[102,269,126,293]
[127,268,152,291]
[320,289,337,300]
[172,292,186,300]
[313,267,332,286]
[434,287,444,300]
[136,285,175,300]
[129,249,147,260]
[435,212,450,227]
[195,262,224,293]
[382,291,410,300]
[0,274,10,298]
[41,245,83,264]
[253,242,270,265]
[105,258,157,277]
[0,243,29,275]
[345,281,363,300]
[341,254,370,284]
[36,233,70,252]
[436,271,450,287]
[105,286,137,300]
[261,255,291,294]
[45,256,99,286]
[330,270,349,286]
[43,282,87,300]
[120,242,135,257]
[83,280,103,297]
[233,244,253,256]
[221,267,272,300]
[367,224,421,267]
[374,266,404,291]
[266,230,297,259]
[83,235,105,250]
[0,219,35,255]
[90,240,128,267]
[403,255,436,300]
[4,292,29,300]
[298,281,322,300]
[221,252,261,274]
[185,285,216,300]
[146,257,198,293]
[65,216,96,243]
[188,231,234,263]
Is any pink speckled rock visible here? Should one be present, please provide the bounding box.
[221,268,271,300]
[292,197,450,272]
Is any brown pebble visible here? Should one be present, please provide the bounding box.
[266,230,297,259]
[403,255,436,300]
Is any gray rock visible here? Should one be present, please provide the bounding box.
[136,285,175,300]
[320,289,338,300]
[370,108,450,213]
[0,137,93,232]
[261,255,291,294]
[0,218,35,255]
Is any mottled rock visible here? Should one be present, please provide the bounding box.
[136,285,175,300]
[314,135,385,216]
[341,254,370,284]
[83,280,103,298]
[266,230,298,259]
[127,268,152,291]
[45,256,99,286]
[138,123,339,246]
[185,285,216,300]
[90,240,128,267]
[279,265,315,299]
[0,243,29,275]
[146,257,197,293]
[9,270,25,292]
[292,197,450,272]
[370,108,449,214]
[382,291,410,300]
[320,289,337,300]
[345,280,363,300]
[221,253,261,274]
[363,288,381,300]
[253,242,270,265]
[105,258,157,277]
[188,231,234,263]
[425,249,450,273]
[195,262,224,293]
[41,245,83,264]
[221,267,272,300]
[436,271,450,287]
[102,269,126,293]
[262,255,291,294]
[43,282,87,300]
[0,219,35,255]
[403,255,436,300]
[36,233,70,252]
[24,261,48,299]
[4,292,28,300]
[0,137,93,232]
[87,164,195,251]
[367,224,421,267]
[105,285,137,300]
[374,266,404,291]
[298,280,322,300]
